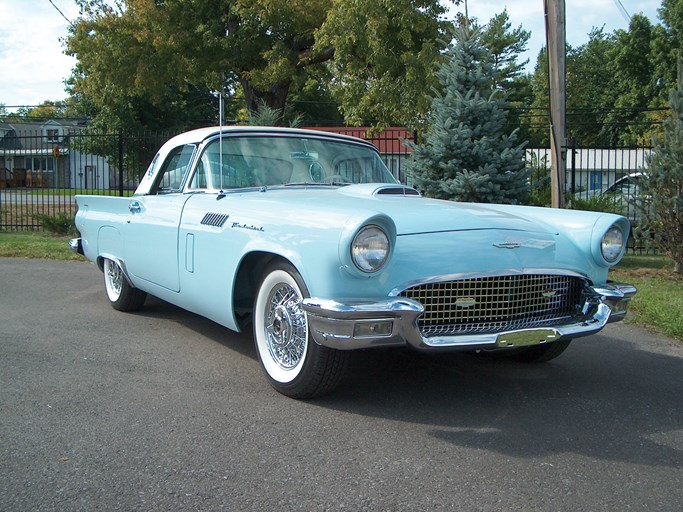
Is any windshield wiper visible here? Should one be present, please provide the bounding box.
[216,186,267,200]
[284,182,347,187]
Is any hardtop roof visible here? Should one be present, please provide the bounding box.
[158,126,377,153]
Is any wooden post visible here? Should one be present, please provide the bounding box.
[544,0,566,208]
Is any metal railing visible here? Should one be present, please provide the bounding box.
[1,129,169,231]
[1,127,654,254]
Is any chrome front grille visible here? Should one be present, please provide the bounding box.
[399,274,587,337]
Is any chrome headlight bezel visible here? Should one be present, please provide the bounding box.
[351,225,391,273]
[601,225,625,263]
[590,217,629,267]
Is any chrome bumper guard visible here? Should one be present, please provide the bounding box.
[303,282,636,351]
[593,282,637,323]
[69,237,84,256]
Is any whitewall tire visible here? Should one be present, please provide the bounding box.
[103,258,147,312]
[253,261,348,398]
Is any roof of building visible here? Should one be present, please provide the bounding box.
[0,119,85,151]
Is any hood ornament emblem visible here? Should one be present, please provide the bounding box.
[455,297,477,308]
[541,289,557,300]
[493,241,522,249]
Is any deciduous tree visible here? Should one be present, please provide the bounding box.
[528,12,675,147]
[66,0,457,129]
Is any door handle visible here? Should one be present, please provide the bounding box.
[128,200,142,213]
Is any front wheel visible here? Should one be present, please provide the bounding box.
[103,258,147,312]
[253,262,348,399]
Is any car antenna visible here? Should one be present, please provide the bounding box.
[217,86,225,200]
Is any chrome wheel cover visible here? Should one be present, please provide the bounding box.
[104,259,123,301]
[264,282,307,370]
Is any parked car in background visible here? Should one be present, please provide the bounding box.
[70,127,636,398]
[605,172,644,196]
[599,172,647,227]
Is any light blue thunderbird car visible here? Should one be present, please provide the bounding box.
[71,127,636,398]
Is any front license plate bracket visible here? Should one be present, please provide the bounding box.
[495,329,560,348]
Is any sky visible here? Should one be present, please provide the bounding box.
[0,0,664,111]
[463,0,662,67]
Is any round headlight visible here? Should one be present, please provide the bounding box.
[601,226,624,263]
[351,225,390,273]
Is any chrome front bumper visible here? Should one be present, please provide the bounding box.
[303,282,637,351]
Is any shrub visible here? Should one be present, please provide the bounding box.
[33,212,78,235]
[565,193,624,215]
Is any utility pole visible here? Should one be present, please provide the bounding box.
[544,0,566,208]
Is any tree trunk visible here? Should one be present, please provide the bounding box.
[241,79,291,113]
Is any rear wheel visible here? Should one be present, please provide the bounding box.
[253,262,348,398]
[103,258,147,312]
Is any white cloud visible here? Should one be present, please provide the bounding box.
[0,0,79,108]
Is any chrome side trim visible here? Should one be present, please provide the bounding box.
[96,254,136,289]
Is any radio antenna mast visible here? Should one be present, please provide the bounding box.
[219,87,224,191]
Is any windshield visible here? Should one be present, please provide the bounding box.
[189,135,398,190]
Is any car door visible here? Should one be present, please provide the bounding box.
[124,143,196,292]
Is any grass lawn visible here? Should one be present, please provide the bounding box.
[610,255,683,341]
[1,232,681,341]
[0,232,84,261]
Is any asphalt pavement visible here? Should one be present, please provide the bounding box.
[1,258,681,511]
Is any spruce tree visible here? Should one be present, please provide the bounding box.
[406,27,529,204]
[638,55,683,273]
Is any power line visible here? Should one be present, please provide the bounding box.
[47,0,73,27]
[612,0,631,23]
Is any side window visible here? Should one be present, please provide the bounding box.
[133,153,160,195]
[153,144,195,194]
[189,159,207,189]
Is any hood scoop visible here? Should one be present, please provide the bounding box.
[337,184,421,199]
[375,186,421,197]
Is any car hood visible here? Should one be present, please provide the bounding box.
[195,184,612,293]
[214,184,561,248]
[317,184,554,236]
